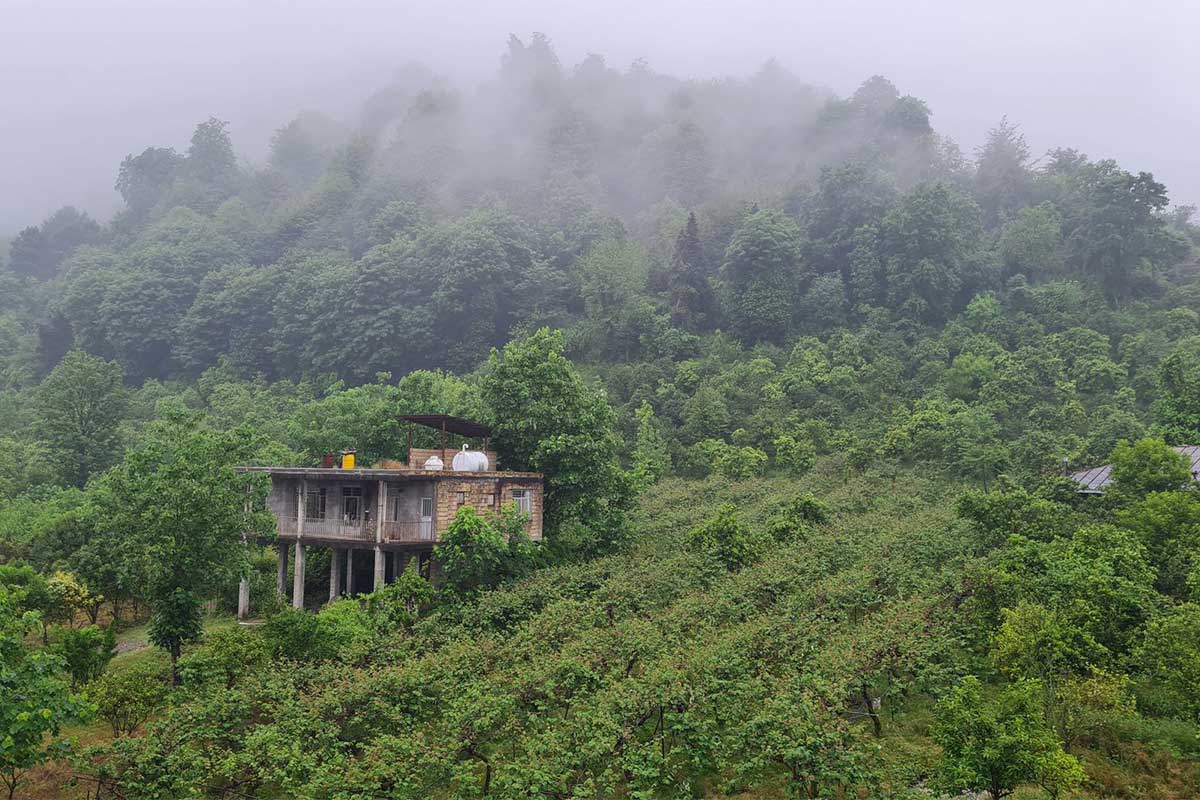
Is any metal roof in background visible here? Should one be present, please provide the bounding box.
[399,414,492,438]
[1069,445,1200,493]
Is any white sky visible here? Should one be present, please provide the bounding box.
[1,0,1196,231]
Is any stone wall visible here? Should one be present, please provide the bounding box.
[434,477,544,541]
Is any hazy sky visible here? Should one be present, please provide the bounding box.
[1,0,1196,232]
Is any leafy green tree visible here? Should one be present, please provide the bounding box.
[688,503,761,570]
[998,203,1065,278]
[680,383,731,445]
[1156,343,1200,442]
[729,678,870,800]
[1133,603,1200,721]
[87,423,273,683]
[575,239,655,360]
[366,559,436,629]
[878,182,985,323]
[34,350,127,487]
[934,676,1076,800]
[175,263,281,377]
[1108,437,1191,498]
[973,117,1033,228]
[178,117,241,210]
[991,602,1102,685]
[722,209,805,344]
[115,146,183,217]
[178,624,268,689]
[716,445,767,479]
[802,162,897,295]
[7,206,102,281]
[631,401,670,489]
[48,570,104,626]
[88,660,170,736]
[1117,490,1200,597]
[1055,157,1183,299]
[481,329,632,553]
[435,507,508,596]
[0,564,60,644]
[0,594,91,800]
[53,624,116,690]
[774,434,816,476]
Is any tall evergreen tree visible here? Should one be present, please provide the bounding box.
[974,117,1033,228]
[666,212,714,330]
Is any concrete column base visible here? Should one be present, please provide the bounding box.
[237,577,251,619]
[373,546,386,592]
[292,542,306,610]
[329,548,342,602]
[276,543,288,597]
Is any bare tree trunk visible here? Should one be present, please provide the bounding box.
[861,682,882,737]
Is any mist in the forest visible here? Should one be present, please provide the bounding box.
[1,0,1196,232]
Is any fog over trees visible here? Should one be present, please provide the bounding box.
[2,0,1197,232]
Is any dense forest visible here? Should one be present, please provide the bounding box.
[4,33,1200,799]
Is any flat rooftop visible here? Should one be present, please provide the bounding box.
[238,466,543,480]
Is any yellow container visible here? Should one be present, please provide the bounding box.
[340,450,356,469]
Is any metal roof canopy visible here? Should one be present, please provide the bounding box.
[1069,444,1200,493]
[400,414,492,439]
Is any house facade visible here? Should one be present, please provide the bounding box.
[237,415,544,615]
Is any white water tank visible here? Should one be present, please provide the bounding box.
[423,455,444,471]
[452,445,490,472]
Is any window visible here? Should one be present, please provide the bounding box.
[512,488,532,515]
[390,490,404,522]
[484,493,495,507]
[304,488,326,521]
[342,486,363,523]
[455,491,466,505]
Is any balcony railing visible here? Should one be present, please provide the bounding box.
[277,516,435,543]
[382,520,435,543]
[278,516,374,541]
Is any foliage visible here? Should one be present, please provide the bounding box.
[481,328,633,553]
[630,400,670,489]
[435,506,536,597]
[1108,437,1192,498]
[88,660,170,737]
[688,503,761,570]
[934,676,1079,800]
[1133,603,1200,722]
[52,624,115,690]
[0,595,91,800]
[34,350,127,486]
[87,423,273,681]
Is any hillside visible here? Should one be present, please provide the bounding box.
[3,32,1200,800]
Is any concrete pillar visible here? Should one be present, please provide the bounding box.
[329,548,342,602]
[237,576,251,619]
[373,546,386,591]
[292,542,306,609]
[346,549,355,595]
[276,543,288,596]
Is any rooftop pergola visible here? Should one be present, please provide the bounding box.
[399,414,492,464]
